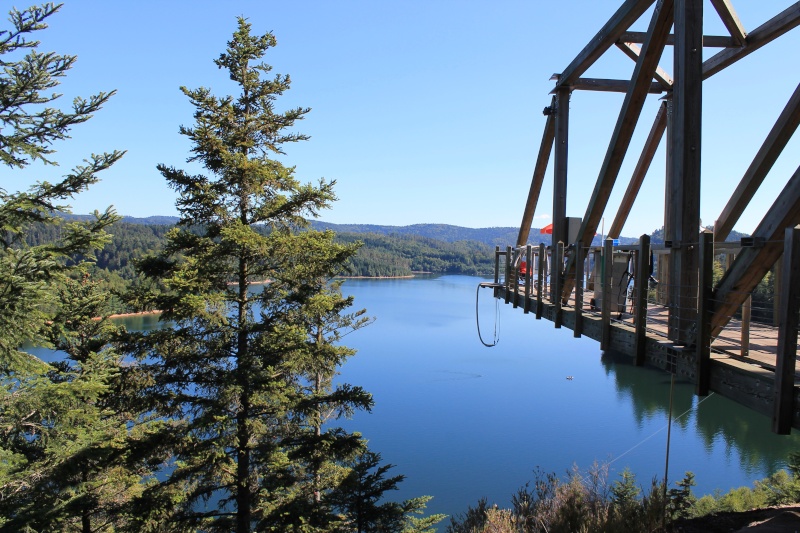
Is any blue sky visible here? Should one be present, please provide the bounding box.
[6,1,799,237]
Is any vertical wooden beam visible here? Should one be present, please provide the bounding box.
[774,258,782,327]
[513,248,520,309]
[696,230,714,395]
[494,246,501,284]
[661,98,674,309]
[536,243,545,319]
[601,238,614,350]
[773,225,800,434]
[562,0,674,301]
[741,295,751,357]
[669,0,703,344]
[714,83,800,242]
[552,88,570,304]
[554,241,564,328]
[505,245,512,304]
[524,244,533,314]
[575,242,585,338]
[634,234,651,365]
[608,102,668,239]
[517,97,557,247]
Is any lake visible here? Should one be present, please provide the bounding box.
[323,275,800,520]
[48,274,800,522]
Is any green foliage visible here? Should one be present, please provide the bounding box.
[127,19,441,533]
[448,467,702,533]
[329,451,445,533]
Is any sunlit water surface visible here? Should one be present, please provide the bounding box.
[28,275,800,521]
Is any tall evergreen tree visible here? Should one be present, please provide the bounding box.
[131,19,377,532]
[0,4,145,531]
[0,2,123,371]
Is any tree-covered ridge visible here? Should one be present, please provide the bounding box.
[27,220,498,285]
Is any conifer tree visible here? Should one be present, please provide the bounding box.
[0,2,123,372]
[131,18,376,532]
[0,5,147,531]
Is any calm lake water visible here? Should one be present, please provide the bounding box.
[323,275,800,519]
[34,275,800,521]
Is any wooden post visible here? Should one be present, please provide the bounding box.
[552,88,570,293]
[773,225,800,434]
[634,234,650,365]
[524,244,533,314]
[696,230,713,395]
[513,247,520,309]
[669,0,703,344]
[575,243,585,338]
[741,295,751,357]
[601,238,614,350]
[554,241,564,328]
[505,245,512,304]
[536,243,545,319]
[494,245,501,284]
[661,98,673,309]
[773,257,782,327]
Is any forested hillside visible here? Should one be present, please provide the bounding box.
[30,220,498,290]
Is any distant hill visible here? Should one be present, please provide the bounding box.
[309,221,639,247]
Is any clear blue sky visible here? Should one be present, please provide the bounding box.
[7,1,799,237]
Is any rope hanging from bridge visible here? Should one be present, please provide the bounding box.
[476,282,502,347]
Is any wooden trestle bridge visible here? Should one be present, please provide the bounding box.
[496,0,800,434]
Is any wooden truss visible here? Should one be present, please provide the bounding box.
[514,0,800,431]
[517,0,800,342]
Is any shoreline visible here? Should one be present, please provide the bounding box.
[108,273,434,318]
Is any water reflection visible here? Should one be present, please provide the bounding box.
[601,349,800,479]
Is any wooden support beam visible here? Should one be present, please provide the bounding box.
[741,295,751,357]
[709,0,747,46]
[696,230,713,396]
[536,243,545,319]
[513,247,521,309]
[773,225,800,434]
[524,244,533,314]
[703,3,800,79]
[608,102,668,239]
[668,0,703,344]
[554,241,564,328]
[505,246,512,304]
[563,0,674,302]
[571,77,665,94]
[615,42,674,89]
[601,239,614,350]
[715,82,800,242]
[634,235,650,365]
[517,96,556,247]
[618,31,738,47]
[710,165,800,337]
[552,89,570,260]
[774,256,783,327]
[552,88,570,311]
[574,242,584,338]
[494,246,501,285]
[555,0,657,90]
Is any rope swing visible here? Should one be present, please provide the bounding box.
[476,282,502,347]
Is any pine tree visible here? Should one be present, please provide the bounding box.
[131,18,376,532]
[0,2,123,372]
[0,4,137,531]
